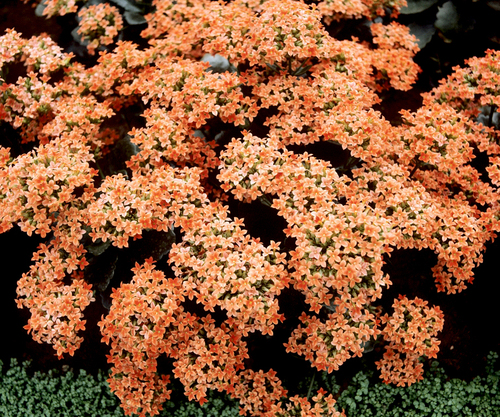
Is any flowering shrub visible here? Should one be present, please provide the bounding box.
[2,0,500,416]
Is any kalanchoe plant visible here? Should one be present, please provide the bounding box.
[1,0,500,416]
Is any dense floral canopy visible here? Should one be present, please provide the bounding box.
[2,0,500,416]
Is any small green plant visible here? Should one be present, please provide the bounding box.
[0,358,123,416]
[299,352,500,417]
[0,358,241,417]
[1,353,499,416]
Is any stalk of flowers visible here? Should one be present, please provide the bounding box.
[40,96,115,146]
[219,133,393,308]
[348,163,438,249]
[420,50,500,213]
[375,347,424,387]
[16,237,94,357]
[0,30,72,76]
[85,165,208,248]
[314,0,407,25]
[22,0,82,18]
[398,103,477,180]
[0,29,27,71]
[429,201,490,294]
[89,41,157,98]
[285,308,378,373]
[218,131,350,203]
[0,133,97,236]
[130,57,258,129]
[422,49,500,119]
[169,315,249,405]
[369,22,421,91]
[233,369,344,417]
[376,295,444,386]
[251,65,378,147]
[141,0,210,42]
[232,369,289,416]
[350,163,491,294]
[127,106,219,176]
[168,199,290,336]
[99,259,250,415]
[282,200,393,311]
[98,259,181,416]
[0,72,59,143]
[77,3,124,55]
[375,103,497,292]
[20,32,74,74]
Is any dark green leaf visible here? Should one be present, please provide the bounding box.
[124,11,147,25]
[409,22,436,49]
[109,0,141,13]
[435,1,459,40]
[400,0,440,14]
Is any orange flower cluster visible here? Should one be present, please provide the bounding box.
[98,259,182,416]
[3,1,500,415]
[99,258,251,416]
[285,310,377,373]
[369,22,421,91]
[77,3,124,55]
[423,49,500,117]
[421,49,500,227]
[0,30,74,143]
[85,166,205,248]
[143,0,418,91]
[21,0,81,18]
[16,237,94,357]
[219,132,390,372]
[376,295,444,386]
[0,134,97,236]
[252,65,377,146]
[232,369,343,417]
[314,0,407,24]
[169,201,289,336]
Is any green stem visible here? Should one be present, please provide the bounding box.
[95,159,105,179]
[306,372,316,400]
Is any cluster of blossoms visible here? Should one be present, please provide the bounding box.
[77,4,124,55]
[22,0,82,18]
[376,295,444,386]
[15,236,94,357]
[2,0,500,415]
